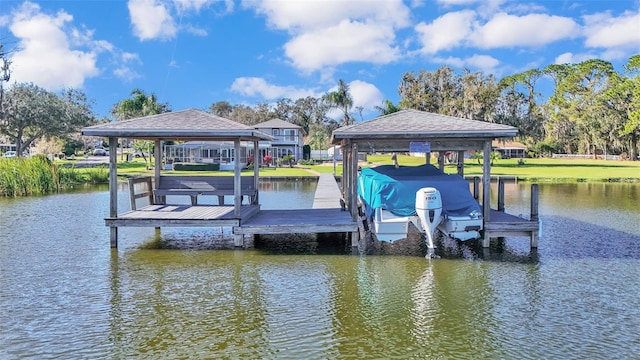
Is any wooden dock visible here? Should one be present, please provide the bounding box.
[112,174,357,248]
[234,174,358,240]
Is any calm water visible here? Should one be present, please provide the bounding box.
[1,181,639,359]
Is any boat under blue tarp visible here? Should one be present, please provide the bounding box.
[357,164,481,218]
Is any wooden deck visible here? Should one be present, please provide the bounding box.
[234,173,357,236]
[105,204,261,227]
[110,174,358,248]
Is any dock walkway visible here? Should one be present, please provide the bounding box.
[234,173,357,238]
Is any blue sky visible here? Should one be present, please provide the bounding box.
[1,0,639,120]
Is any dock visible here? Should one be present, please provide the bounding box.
[113,174,358,248]
[234,174,358,243]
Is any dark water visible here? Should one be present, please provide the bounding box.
[1,181,639,359]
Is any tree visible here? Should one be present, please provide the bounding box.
[398,66,459,114]
[0,44,12,130]
[111,89,171,164]
[546,59,616,156]
[375,99,401,116]
[0,83,97,156]
[324,79,354,126]
[497,69,545,142]
[208,101,232,117]
[110,88,170,120]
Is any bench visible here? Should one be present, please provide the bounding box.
[154,176,257,205]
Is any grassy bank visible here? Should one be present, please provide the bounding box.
[2,155,639,197]
[0,156,109,196]
[364,155,640,182]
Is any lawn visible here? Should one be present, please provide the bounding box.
[57,155,640,182]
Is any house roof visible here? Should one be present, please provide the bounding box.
[82,108,274,141]
[253,118,302,129]
[331,109,518,152]
[492,140,527,149]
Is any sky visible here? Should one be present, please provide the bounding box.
[1,0,639,120]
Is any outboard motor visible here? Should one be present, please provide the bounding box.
[416,188,443,258]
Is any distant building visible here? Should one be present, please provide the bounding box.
[253,119,304,162]
[492,140,527,158]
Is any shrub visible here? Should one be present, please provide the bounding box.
[173,163,220,171]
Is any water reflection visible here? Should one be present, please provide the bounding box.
[1,182,639,359]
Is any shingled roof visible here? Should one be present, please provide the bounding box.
[82,109,274,141]
[254,118,302,129]
[331,109,517,151]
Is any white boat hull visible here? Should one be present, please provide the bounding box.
[372,209,482,242]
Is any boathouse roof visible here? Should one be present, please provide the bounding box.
[331,109,518,152]
[82,109,274,141]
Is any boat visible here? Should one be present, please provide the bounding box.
[357,164,483,256]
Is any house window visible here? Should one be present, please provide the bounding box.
[272,129,279,136]
[284,129,296,141]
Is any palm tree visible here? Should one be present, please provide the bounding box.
[375,100,400,116]
[325,79,354,126]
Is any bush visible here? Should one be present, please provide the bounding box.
[173,163,220,171]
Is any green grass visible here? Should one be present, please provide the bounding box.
[57,155,640,183]
[363,154,640,182]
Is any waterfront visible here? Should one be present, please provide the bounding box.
[1,181,639,359]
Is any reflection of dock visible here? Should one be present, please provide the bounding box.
[112,174,357,248]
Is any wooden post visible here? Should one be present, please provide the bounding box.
[498,178,505,212]
[109,136,119,248]
[530,184,539,249]
[350,142,358,221]
[473,176,480,200]
[234,139,241,217]
[482,141,492,222]
[457,150,464,176]
[438,152,445,170]
[154,139,161,185]
[482,140,492,248]
[426,152,431,164]
[253,141,260,204]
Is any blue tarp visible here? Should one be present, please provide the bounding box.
[357,164,481,218]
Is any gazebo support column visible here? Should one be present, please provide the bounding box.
[109,136,119,248]
[482,140,492,248]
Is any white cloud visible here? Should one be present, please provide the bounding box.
[284,20,401,72]
[244,0,410,72]
[128,0,177,40]
[245,0,410,32]
[583,10,640,50]
[415,10,476,54]
[471,12,580,48]
[8,1,99,90]
[432,54,499,72]
[230,77,318,100]
[554,52,598,65]
[348,80,384,111]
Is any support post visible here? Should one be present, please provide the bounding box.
[350,142,358,221]
[234,139,242,217]
[530,184,539,249]
[498,178,505,212]
[457,150,464,176]
[438,152,445,170]
[482,140,492,248]
[426,152,431,164]
[253,141,260,204]
[109,136,119,248]
[473,176,480,200]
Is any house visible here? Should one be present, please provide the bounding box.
[253,119,304,162]
[492,140,527,158]
[163,118,304,169]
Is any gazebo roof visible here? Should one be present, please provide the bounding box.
[331,109,518,152]
[82,108,274,141]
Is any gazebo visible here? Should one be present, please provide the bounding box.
[81,109,274,247]
[331,109,539,249]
